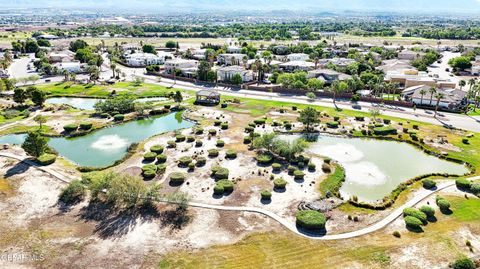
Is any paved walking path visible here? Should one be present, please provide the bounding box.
[1,152,478,240]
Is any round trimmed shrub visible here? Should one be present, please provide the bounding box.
[256,153,273,164]
[455,178,471,190]
[287,165,296,175]
[178,156,192,166]
[261,190,272,200]
[175,134,186,142]
[208,129,217,136]
[208,149,219,157]
[169,172,186,184]
[143,152,157,162]
[187,136,195,142]
[63,124,78,132]
[157,154,167,163]
[284,122,292,129]
[214,167,229,180]
[296,210,327,230]
[403,207,427,224]
[157,164,167,174]
[419,205,435,218]
[243,137,252,144]
[452,258,475,269]
[150,145,164,154]
[436,198,451,211]
[244,126,254,133]
[254,118,266,125]
[36,153,57,165]
[100,113,109,118]
[195,140,203,147]
[273,178,287,189]
[194,127,204,134]
[422,179,436,189]
[404,216,423,229]
[221,122,229,129]
[218,179,234,192]
[196,156,207,166]
[214,120,222,126]
[113,114,124,121]
[308,162,316,171]
[143,169,156,179]
[272,163,282,171]
[142,164,157,173]
[188,162,195,170]
[294,170,305,180]
[216,140,225,147]
[326,121,339,128]
[213,185,224,195]
[225,149,237,159]
[167,140,176,148]
[79,122,93,130]
[324,158,331,164]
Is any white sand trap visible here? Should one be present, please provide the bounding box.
[91,135,129,151]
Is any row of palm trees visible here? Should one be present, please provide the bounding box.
[417,87,445,117]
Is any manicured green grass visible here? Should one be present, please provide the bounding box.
[0,125,55,136]
[318,164,345,196]
[0,114,26,125]
[448,196,480,222]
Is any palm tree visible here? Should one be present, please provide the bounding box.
[459,80,466,91]
[242,56,248,68]
[419,88,427,105]
[110,63,117,78]
[331,81,348,110]
[434,92,445,117]
[62,70,69,82]
[428,87,436,106]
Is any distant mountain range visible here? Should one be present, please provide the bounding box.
[2,0,480,13]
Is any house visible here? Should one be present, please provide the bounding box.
[164,59,198,77]
[384,70,456,89]
[217,66,253,82]
[196,90,220,105]
[402,85,467,111]
[37,34,59,40]
[226,46,242,54]
[398,50,425,61]
[125,53,164,67]
[377,59,414,73]
[54,62,81,73]
[49,52,73,63]
[217,54,248,66]
[121,43,141,52]
[317,58,356,68]
[287,53,309,62]
[307,69,352,84]
[278,61,315,72]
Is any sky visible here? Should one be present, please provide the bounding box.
[3,0,480,13]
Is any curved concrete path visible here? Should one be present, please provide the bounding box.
[1,152,478,240]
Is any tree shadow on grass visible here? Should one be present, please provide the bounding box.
[406,225,424,233]
[439,208,453,215]
[158,207,191,231]
[427,215,438,223]
[77,201,160,239]
[295,225,327,237]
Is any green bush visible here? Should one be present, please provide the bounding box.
[194,127,204,134]
[326,121,339,128]
[404,216,423,229]
[225,149,237,159]
[113,114,124,121]
[462,138,469,144]
[187,136,195,142]
[355,116,365,121]
[254,118,266,125]
[455,178,471,190]
[287,165,296,175]
[59,180,86,204]
[167,140,176,148]
[403,207,427,224]
[221,122,229,129]
[214,120,222,126]
[296,210,327,230]
[422,179,436,189]
[273,178,287,189]
[284,122,292,129]
[63,124,78,132]
[216,140,225,147]
[373,126,397,135]
[195,140,203,147]
[272,163,282,171]
[157,164,167,174]
[157,154,167,163]
[175,134,186,142]
[36,153,57,165]
[294,170,305,180]
[383,119,391,124]
[261,190,272,200]
[100,112,109,118]
[215,179,234,193]
[143,169,156,179]
[243,137,252,144]
[178,156,193,166]
[213,185,224,195]
[213,167,229,180]
[308,162,316,171]
[471,183,480,195]
[256,153,273,164]
[196,156,207,166]
[208,149,219,157]
[142,164,157,173]
[79,122,93,130]
[245,126,254,133]
[208,129,217,135]
[452,258,475,269]
[143,152,157,162]
[419,205,435,218]
[169,172,186,183]
[150,145,164,154]
[436,196,451,211]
